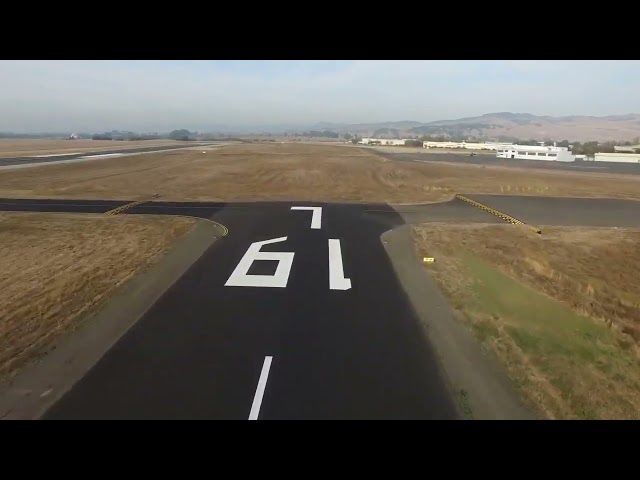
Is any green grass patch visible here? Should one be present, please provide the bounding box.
[460,253,640,419]
[456,389,474,420]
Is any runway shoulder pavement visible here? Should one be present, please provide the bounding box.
[381,225,535,419]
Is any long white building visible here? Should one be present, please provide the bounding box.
[423,141,512,150]
[614,145,640,153]
[594,153,640,163]
[359,138,409,146]
[496,144,575,162]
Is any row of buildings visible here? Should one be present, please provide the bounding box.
[423,140,580,161]
[358,137,640,164]
[359,139,512,150]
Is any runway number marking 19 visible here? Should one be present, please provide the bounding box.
[290,206,322,229]
[224,237,294,288]
[328,239,351,290]
[225,207,351,290]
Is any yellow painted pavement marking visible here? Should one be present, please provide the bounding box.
[209,219,228,237]
[104,194,161,216]
[104,194,229,237]
[455,194,542,235]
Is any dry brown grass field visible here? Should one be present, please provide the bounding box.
[0,212,195,383]
[0,139,185,158]
[1,143,640,203]
[413,223,640,419]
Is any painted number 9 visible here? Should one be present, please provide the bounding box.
[224,237,294,288]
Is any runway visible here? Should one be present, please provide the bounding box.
[0,142,219,168]
[1,199,457,419]
[2,194,638,419]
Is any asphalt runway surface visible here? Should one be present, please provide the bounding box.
[379,151,640,175]
[0,142,218,167]
[1,198,459,420]
[3,194,639,419]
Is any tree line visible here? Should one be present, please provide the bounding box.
[92,133,162,141]
[91,129,198,141]
[295,130,340,138]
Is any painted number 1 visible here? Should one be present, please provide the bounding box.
[328,239,351,290]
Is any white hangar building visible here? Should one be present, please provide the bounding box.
[496,144,575,162]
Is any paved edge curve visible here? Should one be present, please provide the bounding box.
[381,224,537,420]
[0,217,225,420]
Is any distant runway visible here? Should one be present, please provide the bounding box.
[379,151,640,175]
[0,142,219,168]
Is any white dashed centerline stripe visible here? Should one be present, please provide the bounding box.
[248,356,273,420]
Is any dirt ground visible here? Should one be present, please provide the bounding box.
[412,223,640,419]
[0,212,195,383]
[0,143,639,203]
[0,139,184,158]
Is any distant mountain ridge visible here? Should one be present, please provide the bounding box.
[301,113,640,142]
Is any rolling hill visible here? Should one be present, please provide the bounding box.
[405,112,640,142]
[307,113,640,142]
[354,112,640,142]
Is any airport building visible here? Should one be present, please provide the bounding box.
[496,144,575,162]
[359,138,409,146]
[614,145,640,153]
[423,141,512,150]
[594,153,640,163]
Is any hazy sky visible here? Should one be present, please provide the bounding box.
[1,60,639,132]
